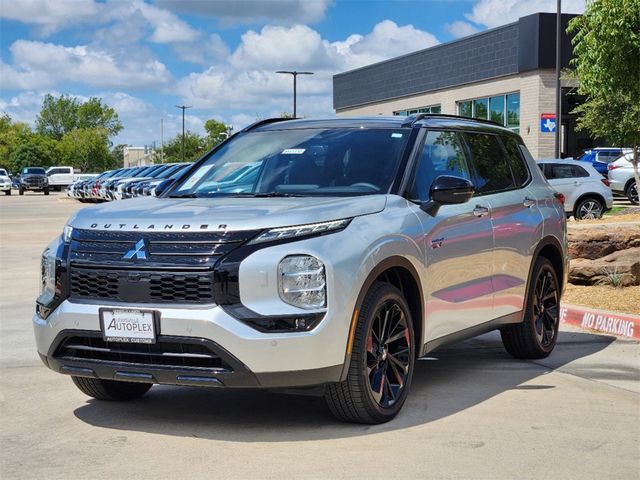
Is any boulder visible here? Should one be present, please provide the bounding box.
[569,247,640,286]
[568,224,640,260]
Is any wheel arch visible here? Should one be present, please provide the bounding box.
[529,236,566,298]
[339,256,424,381]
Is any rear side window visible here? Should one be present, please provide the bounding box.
[501,136,530,186]
[464,133,515,194]
[544,163,590,179]
[411,130,471,202]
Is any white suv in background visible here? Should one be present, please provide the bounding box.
[538,159,613,220]
[0,168,11,195]
[608,153,639,205]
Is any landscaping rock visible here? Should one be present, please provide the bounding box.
[568,224,640,260]
[569,247,640,286]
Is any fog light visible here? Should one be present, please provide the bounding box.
[278,255,326,309]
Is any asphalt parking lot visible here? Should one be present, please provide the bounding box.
[1,192,639,480]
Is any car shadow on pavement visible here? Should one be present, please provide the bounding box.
[73,329,617,442]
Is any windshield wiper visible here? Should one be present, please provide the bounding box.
[231,192,304,198]
[168,193,199,198]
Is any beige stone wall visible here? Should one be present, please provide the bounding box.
[123,148,146,168]
[336,70,562,159]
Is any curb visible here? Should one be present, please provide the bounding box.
[560,303,640,339]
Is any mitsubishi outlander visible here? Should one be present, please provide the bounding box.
[34,115,568,424]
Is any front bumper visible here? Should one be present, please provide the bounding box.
[33,299,346,388]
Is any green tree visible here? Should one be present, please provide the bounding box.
[35,94,123,140]
[9,136,57,173]
[204,119,230,147]
[568,0,640,191]
[57,128,111,173]
[109,144,128,170]
[0,114,34,169]
[159,131,208,163]
[35,94,80,140]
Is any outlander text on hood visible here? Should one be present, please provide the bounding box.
[34,115,568,424]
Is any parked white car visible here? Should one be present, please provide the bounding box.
[0,168,11,195]
[537,159,613,219]
[608,153,639,205]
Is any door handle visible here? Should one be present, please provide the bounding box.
[523,197,536,208]
[473,205,489,217]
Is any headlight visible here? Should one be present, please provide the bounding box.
[38,247,57,306]
[248,218,351,245]
[62,225,73,243]
[278,255,326,309]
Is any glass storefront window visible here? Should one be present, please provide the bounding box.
[506,93,520,130]
[458,101,472,118]
[489,96,505,125]
[473,98,488,120]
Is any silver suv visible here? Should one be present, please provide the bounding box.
[34,115,568,424]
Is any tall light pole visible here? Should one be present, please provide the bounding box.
[175,105,192,162]
[555,0,562,158]
[276,70,314,118]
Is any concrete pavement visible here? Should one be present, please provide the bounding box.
[1,193,638,479]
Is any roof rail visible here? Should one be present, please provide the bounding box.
[241,117,296,132]
[400,113,503,128]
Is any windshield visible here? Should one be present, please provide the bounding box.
[22,167,46,175]
[170,128,410,198]
[0,169,7,176]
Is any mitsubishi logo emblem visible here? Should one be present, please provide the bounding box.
[123,239,147,260]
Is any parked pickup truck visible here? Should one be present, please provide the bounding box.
[46,166,95,190]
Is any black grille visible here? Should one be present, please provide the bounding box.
[69,269,215,303]
[55,335,232,371]
[67,229,258,304]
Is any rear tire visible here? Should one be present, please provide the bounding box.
[626,182,638,205]
[71,376,152,401]
[324,282,415,424]
[574,197,603,220]
[501,257,560,359]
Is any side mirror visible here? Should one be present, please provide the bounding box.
[420,175,475,214]
[154,178,176,196]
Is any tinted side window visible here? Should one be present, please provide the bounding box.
[546,163,590,179]
[411,130,471,202]
[464,133,515,194]
[501,136,530,186]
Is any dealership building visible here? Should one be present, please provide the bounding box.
[333,13,590,159]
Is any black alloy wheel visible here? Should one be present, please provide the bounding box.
[532,268,559,349]
[366,300,411,408]
[627,182,638,205]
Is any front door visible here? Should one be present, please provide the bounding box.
[410,130,495,342]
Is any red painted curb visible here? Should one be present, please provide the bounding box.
[560,303,640,339]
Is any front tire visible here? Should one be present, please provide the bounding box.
[19,188,24,195]
[43,187,50,195]
[501,257,560,359]
[325,282,415,424]
[71,376,152,401]
[627,182,638,205]
[574,197,603,220]
[4,190,10,195]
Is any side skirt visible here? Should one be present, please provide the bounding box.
[421,310,523,355]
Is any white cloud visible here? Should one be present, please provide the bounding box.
[177,20,439,118]
[155,0,332,25]
[0,0,102,35]
[445,21,480,39]
[1,40,171,90]
[464,0,585,28]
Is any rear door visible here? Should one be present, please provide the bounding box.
[410,130,495,341]
[463,132,542,319]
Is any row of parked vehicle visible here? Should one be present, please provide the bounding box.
[576,147,638,204]
[68,162,192,202]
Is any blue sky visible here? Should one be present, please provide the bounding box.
[0,0,584,147]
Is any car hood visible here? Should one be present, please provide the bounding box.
[22,173,47,179]
[68,195,388,232]
[0,175,9,181]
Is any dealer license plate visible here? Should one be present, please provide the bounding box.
[101,309,156,344]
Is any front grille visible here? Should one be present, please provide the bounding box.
[55,335,233,371]
[67,229,258,304]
